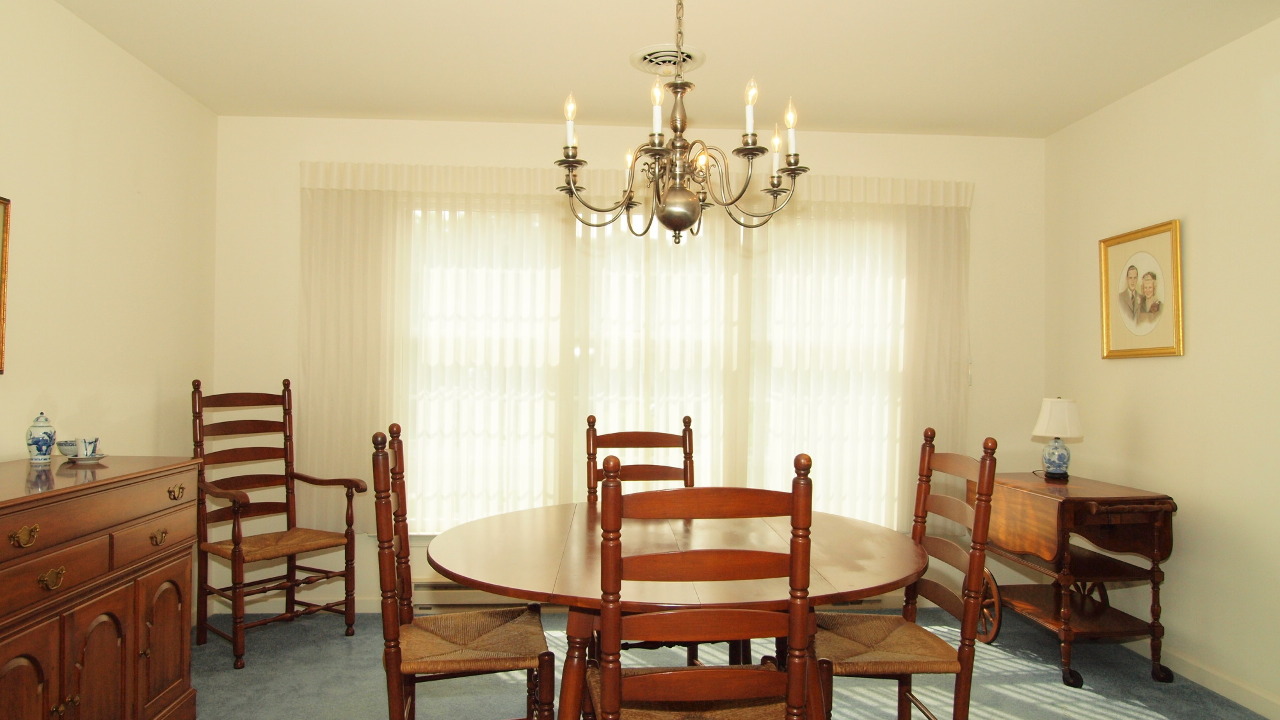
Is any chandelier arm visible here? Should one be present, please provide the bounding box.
[565,174,637,215]
[721,204,777,230]
[727,174,801,219]
[567,196,632,228]
[624,190,659,237]
[699,146,758,208]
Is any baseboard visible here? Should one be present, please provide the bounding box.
[1125,640,1280,718]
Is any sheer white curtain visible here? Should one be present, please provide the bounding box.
[746,177,973,528]
[297,163,971,533]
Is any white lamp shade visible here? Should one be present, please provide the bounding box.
[1032,398,1083,441]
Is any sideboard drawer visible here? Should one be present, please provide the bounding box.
[1,469,194,564]
[114,507,196,569]
[0,535,111,617]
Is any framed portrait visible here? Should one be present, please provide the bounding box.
[1099,219,1183,359]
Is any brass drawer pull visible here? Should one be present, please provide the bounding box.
[140,648,152,658]
[38,566,67,591]
[167,483,186,501]
[150,529,169,546]
[8,524,40,548]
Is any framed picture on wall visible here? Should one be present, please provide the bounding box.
[1099,219,1183,359]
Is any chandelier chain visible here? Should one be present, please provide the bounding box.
[675,0,685,79]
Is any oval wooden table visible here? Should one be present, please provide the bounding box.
[428,501,926,720]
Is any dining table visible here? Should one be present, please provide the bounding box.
[427,500,927,720]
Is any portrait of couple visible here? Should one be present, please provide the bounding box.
[1116,263,1163,327]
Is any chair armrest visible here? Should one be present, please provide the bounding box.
[292,471,368,493]
[200,481,250,505]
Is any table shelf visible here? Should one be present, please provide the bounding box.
[999,583,1152,639]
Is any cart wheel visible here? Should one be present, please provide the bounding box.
[975,568,1001,644]
[1152,664,1174,683]
[1062,668,1084,688]
[1070,580,1109,606]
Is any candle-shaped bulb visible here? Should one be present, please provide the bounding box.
[651,78,664,135]
[784,98,798,155]
[745,78,759,135]
[564,93,577,147]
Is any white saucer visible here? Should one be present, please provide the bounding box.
[66,454,107,463]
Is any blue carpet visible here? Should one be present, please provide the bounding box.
[192,609,1264,719]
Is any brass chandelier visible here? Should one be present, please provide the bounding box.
[555,0,808,244]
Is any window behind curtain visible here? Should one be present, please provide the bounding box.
[298,164,971,534]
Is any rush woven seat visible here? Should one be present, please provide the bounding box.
[201,527,348,563]
[372,424,555,720]
[399,605,551,675]
[813,614,961,677]
[192,378,367,669]
[814,428,998,720]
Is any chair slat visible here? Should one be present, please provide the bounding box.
[623,549,791,582]
[622,487,792,519]
[931,452,980,481]
[202,419,287,437]
[596,431,683,449]
[916,576,964,621]
[202,446,286,466]
[926,494,975,529]
[621,609,789,643]
[922,534,971,574]
[206,474,287,492]
[622,667,788,702]
[200,391,285,408]
[204,501,288,524]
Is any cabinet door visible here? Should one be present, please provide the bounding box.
[135,553,192,719]
[0,617,61,720]
[63,583,134,720]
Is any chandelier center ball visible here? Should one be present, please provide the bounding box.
[658,187,702,232]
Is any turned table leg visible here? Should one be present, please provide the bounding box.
[559,608,595,720]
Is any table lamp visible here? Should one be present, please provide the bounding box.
[1032,397,1083,481]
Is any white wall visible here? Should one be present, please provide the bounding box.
[0,0,217,462]
[1045,18,1280,717]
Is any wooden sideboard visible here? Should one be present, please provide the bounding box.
[0,456,199,720]
[975,471,1176,688]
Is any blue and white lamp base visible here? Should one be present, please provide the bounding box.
[1042,437,1071,481]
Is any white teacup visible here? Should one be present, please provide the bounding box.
[78,437,101,457]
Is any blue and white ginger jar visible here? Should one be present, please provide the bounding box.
[26,412,57,464]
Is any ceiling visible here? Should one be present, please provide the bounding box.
[50,0,1280,138]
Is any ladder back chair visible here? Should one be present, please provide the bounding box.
[585,415,694,501]
[584,453,817,720]
[586,415,727,665]
[813,428,998,720]
[191,379,367,669]
[372,424,555,720]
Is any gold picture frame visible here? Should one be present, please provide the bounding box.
[1099,219,1183,359]
[0,196,8,374]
